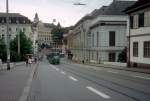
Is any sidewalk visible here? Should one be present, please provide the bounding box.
[0,62,25,70]
[0,63,35,101]
[62,58,150,74]
[86,63,150,74]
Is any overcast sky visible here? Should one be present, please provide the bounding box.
[0,0,114,27]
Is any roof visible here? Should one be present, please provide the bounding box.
[90,6,108,18]
[102,0,136,15]
[74,15,93,28]
[44,23,56,28]
[125,0,150,14]
[0,12,26,17]
[0,12,31,24]
[74,1,136,28]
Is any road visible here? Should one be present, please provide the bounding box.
[27,58,150,101]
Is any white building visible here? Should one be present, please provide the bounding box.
[89,0,135,63]
[32,13,55,55]
[125,0,150,68]
[32,13,54,46]
[0,13,32,42]
[37,22,54,46]
[70,15,93,62]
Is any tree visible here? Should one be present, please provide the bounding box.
[0,37,7,62]
[51,23,64,44]
[118,47,127,63]
[10,31,33,61]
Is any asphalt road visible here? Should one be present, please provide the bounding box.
[27,59,150,101]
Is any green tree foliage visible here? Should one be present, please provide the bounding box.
[0,37,7,62]
[10,31,32,61]
[118,47,127,63]
[51,23,64,44]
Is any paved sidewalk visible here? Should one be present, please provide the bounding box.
[0,63,35,101]
[0,62,25,70]
[61,58,150,74]
[86,63,150,74]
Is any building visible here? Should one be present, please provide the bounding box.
[125,0,150,68]
[68,15,93,62]
[89,0,135,63]
[32,13,55,55]
[37,22,54,46]
[0,13,32,43]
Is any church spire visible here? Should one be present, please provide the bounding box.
[34,13,39,24]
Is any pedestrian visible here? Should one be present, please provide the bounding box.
[28,57,32,67]
[26,56,29,67]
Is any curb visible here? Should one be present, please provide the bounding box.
[18,63,38,101]
[63,60,150,74]
[0,62,25,71]
[87,64,150,74]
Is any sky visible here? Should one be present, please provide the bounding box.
[0,0,113,27]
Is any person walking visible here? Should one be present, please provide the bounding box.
[28,57,32,67]
[26,56,29,67]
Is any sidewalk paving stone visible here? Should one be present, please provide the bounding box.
[0,63,34,101]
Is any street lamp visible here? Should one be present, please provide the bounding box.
[16,20,20,55]
[6,0,10,70]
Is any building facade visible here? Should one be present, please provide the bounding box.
[67,0,135,63]
[32,13,55,55]
[125,0,150,67]
[89,1,135,63]
[0,13,32,43]
[37,22,54,46]
[67,15,93,62]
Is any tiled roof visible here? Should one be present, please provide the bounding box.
[0,13,25,17]
[102,0,136,15]
[44,23,55,28]
[125,0,150,13]
[0,12,31,24]
[74,1,136,27]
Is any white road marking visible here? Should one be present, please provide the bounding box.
[61,71,66,75]
[86,86,111,99]
[49,65,59,71]
[107,71,118,74]
[56,68,59,71]
[50,65,57,69]
[132,75,150,80]
[69,76,78,81]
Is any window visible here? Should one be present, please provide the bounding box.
[97,32,99,47]
[133,42,138,57]
[144,41,150,58]
[9,28,11,31]
[130,16,133,29]
[144,10,150,26]
[109,53,116,62]
[138,13,144,27]
[92,33,94,47]
[109,31,115,46]
[133,15,138,28]
[23,28,26,32]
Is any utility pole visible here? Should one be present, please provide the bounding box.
[6,0,10,70]
[17,20,20,55]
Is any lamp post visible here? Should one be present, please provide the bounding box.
[16,20,20,55]
[6,0,10,70]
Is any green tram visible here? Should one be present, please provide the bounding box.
[47,52,60,64]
